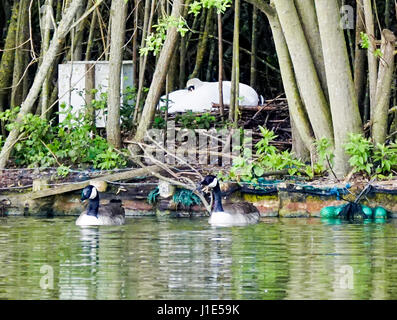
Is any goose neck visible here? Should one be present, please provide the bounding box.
[87,196,99,217]
[212,186,224,212]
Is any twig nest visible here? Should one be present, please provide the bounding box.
[90,180,108,192]
[158,180,176,198]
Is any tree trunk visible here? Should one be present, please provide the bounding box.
[250,6,257,89]
[294,0,328,98]
[291,118,310,161]
[179,0,194,88]
[0,0,85,169]
[190,8,214,79]
[0,1,18,114]
[72,1,85,61]
[245,0,314,152]
[10,0,29,108]
[107,0,128,149]
[363,0,378,119]
[85,6,97,60]
[205,38,216,81]
[39,0,54,119]
[316,0,363,177]
[132,0,184,150]
[133,0,156,124]
[267,10,314,152]
[132,0,139,88]
[372,29,396,145]
[354,0,367,116]
[217,12,224,119]
[385,0,391,29]
[229,0,240,123]
[274,0,334,144]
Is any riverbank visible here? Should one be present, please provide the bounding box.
[1,168,396,218]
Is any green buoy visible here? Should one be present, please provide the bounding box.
[361,205,373,218]
[321,206,338,218]
[373,207,388,219]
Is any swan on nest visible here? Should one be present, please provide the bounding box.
[159,78,260,113]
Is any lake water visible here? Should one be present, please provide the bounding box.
[0,216,397,300]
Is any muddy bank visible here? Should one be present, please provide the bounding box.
[1,179,396,218]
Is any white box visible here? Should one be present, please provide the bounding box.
[58,61,134,128]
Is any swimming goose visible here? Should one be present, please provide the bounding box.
[76,185,125,226]
[199,175,260,226]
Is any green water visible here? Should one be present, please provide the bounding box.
[0,216,397,300]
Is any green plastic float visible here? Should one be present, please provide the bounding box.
[320,204,388,220]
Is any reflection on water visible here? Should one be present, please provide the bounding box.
[0,216,397,300]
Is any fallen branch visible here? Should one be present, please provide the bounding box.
[27,165,161,200]
[127,143,212,213]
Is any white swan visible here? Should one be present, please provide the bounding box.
[159,78,260,113]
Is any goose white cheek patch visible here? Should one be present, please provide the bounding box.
[208,178,218,189]
[89,187,98,199]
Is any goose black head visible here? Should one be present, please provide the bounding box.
[81,185,98,202]
[199,175,219,193]
[187,85,195,91]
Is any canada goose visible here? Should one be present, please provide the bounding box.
[76,185,125,226]
[199,175,260,226]
[0,199,11,216]
[159,78,260,113]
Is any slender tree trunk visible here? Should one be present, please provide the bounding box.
[230,0,240,123]
[11,0,29,108]
[363,0,378,119]
[274,0,334,144]
[250,6,257,89]
[139,0,151,74]
[40,0,54,119]
[354,0,367,116]
[267,10,314,152]
[0,0,18,136]
[131,0,184,151]
[205,38,216,81]
[316,0,363,177]
[0,0,85,169]
[179,34,188,87]
[217,12,224,119]
[107,0,128,149]
[245,0,314,152]
[133,0,156,124]
[291,118,310,161]
[294,0,328,98]
[167,45,179,92]
[71,0,86,61]
[372,29,396,145]
[85,7,97,60]
[132,0,139,88]
[179,0,194,88]
[385,0,390,29]
[190,8,214,79]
